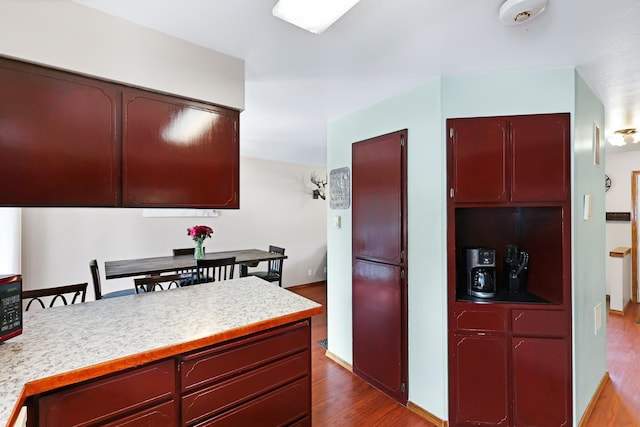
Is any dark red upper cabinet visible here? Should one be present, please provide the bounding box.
[449,113,569,204]
[510,114,569,202]
[0,58,121,206]
[449,117,508,203]
[122,89,239,208]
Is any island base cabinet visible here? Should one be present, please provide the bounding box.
[451,335,509,426]
[512,338,570,427]
[27,320,312,427]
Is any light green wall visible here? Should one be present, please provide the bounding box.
[326,67,606,423]
[572,70,607,423]
[327,78,446,416]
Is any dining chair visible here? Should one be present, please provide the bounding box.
[246,245,285,287]
[22,282,88,311]
[90,259,136,300]
[195,257,236,284]
[133,273,192,294]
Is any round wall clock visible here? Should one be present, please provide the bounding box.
[605,175,612,192]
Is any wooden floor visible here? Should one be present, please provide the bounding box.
[289,282,435,426]
[289,282,640,427]
[584,301,640,426]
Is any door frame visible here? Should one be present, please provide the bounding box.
[631,171,639,303]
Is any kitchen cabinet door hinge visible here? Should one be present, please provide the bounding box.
[400,136,405,147]
[401,382,406,393]
[449,187,454,198]
[401,269,405,280]
[449,128,454,139]
[400,250,405,262]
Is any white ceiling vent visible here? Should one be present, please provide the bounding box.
[499,0,548,25]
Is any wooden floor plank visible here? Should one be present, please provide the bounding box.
[289,282,640,426]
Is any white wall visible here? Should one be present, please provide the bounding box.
[0,0,244,110]
[20,157,327,298]
[605,151,638,294]
[0,208,21,274]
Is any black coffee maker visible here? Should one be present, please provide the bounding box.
[466,247,497,298]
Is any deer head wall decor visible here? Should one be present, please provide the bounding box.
[310,172,327,200]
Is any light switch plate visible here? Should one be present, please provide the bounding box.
[334,215,341,229]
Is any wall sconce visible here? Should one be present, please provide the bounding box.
[608,128,638,146]
[310,172,327,200]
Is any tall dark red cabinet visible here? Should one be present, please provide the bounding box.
[352,130,408,404]
[447,113,572,427]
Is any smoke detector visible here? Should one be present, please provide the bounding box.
[499,0,548,25]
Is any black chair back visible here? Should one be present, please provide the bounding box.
[133,273,191,294]
[90,259,135,300]
[196,257,236,283]
[23,283,88,311]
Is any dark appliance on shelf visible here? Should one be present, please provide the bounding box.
[504,245,529,293]
[466,247,496,298]
[0,274,22,343]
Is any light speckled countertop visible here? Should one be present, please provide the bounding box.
[0,277,322,426]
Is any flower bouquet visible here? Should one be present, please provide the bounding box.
[187,225,213,259]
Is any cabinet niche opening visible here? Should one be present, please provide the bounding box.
[454,206,564,305]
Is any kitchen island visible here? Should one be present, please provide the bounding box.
[0,276,322,426]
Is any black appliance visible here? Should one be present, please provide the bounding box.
[466,248,496,298]
[0,274,22,343]
[504,245,529,293]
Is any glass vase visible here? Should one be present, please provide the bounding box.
[194,239,205,260]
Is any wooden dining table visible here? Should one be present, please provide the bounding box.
[104,248,287,280]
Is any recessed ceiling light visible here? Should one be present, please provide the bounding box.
[499,0,548,25]
[272,0,360,34]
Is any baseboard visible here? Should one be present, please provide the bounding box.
[324,350,353,372]
[608,298,633,315]
[286,280,326,290]
[407,402,448,426]
[578,371,610,427]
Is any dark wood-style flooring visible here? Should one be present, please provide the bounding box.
[289,282,640,426]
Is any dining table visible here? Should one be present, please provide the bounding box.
[104,248,287,280]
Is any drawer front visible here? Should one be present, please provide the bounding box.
[102,401,176,427]
[181,321,309,392]
[454,308,508,334]
[512,309,569,337]
[182,352,309,425]
[194,377,309,427]
[38,359,175,427]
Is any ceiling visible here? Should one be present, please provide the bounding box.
[74,0,640,165]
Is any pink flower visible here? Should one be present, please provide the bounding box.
[187,225,213,241]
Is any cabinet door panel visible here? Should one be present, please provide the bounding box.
[451,335,509,426]
[122,89,239,208]
[450,118,508,203]
[353,259,405,403]
[38,359,175,426]
[352,131,405,264]
[196,377,309,427]
[102,401,176,427]
[512,337,570,427]
[510,114,569,202]
[0,58,120,206]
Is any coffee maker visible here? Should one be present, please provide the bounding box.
[466,247,497,298]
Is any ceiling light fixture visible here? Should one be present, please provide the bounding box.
[272,0,360,34]
[499,0,548,25]
[608,128,638,146]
